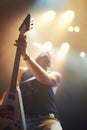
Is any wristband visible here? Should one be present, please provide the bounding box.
[23,55,30,60]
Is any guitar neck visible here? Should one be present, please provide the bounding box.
[9,47,21,93]
[9,14,31,94]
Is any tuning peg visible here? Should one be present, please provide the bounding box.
[31,23,33,26]
[29,26,33,30]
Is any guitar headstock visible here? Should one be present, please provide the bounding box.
[19,14,33,35]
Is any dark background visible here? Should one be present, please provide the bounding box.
[0,0,87,130]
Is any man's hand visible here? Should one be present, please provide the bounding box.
[14,35,27,57]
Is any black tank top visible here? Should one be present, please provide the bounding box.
[19,70,58,117]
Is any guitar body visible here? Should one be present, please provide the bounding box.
[0,87,26,130]
[0,14,31,130]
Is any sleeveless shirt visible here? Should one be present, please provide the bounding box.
[19,70,58,117]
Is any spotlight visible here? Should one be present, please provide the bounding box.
[60,10,75,25]
[74,26,80,32]
[68,26,74,32]
[40,10,56,24]
[80,52,86,57]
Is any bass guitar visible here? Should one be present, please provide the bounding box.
[0,13,31,130]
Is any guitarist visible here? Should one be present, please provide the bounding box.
[16,35,63,130]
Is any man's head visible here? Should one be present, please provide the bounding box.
[35,51,52,69]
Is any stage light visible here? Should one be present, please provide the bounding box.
[60,10,75,26]
[80,52,86,57]
[68,26,80,32]
[68,26,74,32]
[57,42,70,59]
[74,26,80,32]
[61,42,70,51]
[40,10,56,24]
